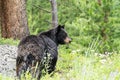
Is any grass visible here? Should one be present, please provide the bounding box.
[0,74,14,80]
[0,38,120,80]
[0,38,19,45]
[52,48,120,80]
[39,48,120,80]
[3,48,120,80]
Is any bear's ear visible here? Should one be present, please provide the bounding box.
[61,25,65,29]
[58,25,62,28]
[56,25,65,33]
[58,25,64,29]
[55,25,62,33]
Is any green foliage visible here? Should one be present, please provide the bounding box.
[0,74,14,80]
[0,0,120,80]
[26,0,120,53]
[1,49,120,80]
[0,38,19,45]
[26,0,51,34]
[57,0,120,53]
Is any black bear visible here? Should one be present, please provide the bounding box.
[16,25,71,80]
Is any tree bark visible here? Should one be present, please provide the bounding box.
[0,0,30,39]
[50,0,58,28]
[0,0,2,28]
[98,0,101,6]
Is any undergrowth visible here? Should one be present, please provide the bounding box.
[0,38,19,45]
[0,44,120,80]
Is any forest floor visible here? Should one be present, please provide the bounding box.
[0,45,120,80]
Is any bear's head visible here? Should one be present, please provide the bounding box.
[55,25,71,45]
[40,25,72,45]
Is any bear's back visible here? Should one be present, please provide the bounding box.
[38,35,58,57]
[18,35,45,57]
[17,34,57,58]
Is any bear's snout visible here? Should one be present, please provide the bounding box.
[64,37,72,44]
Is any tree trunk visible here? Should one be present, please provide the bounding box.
[50,0,58,28]
[97,0,109,41]
[0,0,2,27]
[0,0,30,40]
[98,0,101,6]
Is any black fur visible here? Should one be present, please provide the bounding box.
[16,25,71,80]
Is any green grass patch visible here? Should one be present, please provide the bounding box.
[0,49,120,80]
[0,74,15,80]
[0,38,120,80]
[0,38,19,45]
